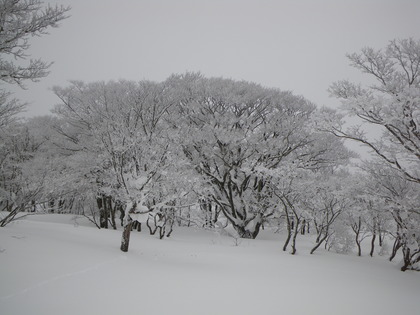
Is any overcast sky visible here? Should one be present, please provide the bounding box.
[11,0,420,117]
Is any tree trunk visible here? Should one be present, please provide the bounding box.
[166,222,174,237]
[389,237,402,262]
[356,237,361,257]
[109,198,117,230]
[291,221,300,255]
[118,204,125,227]
[283,209,292,251]
[234,226,255,239]
[401,245,411,272]
[120,220,133,252]
[97,196,106,229]
[300,219,306,235]
[313,219,319,236]
[120,202,137,252]
[0,204,20,227]
[232,220,261,239]
[100,196,109,229]
[370,232,376,257]
[310,234,328,254]
[146,216,157,235]
[49,199,55,213]
[283,231,291,251]
[378,226,384,247]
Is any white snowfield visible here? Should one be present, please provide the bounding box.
[0,214,418,315]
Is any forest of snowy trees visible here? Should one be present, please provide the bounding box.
[0,1,419,272]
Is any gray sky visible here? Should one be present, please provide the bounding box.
[11,0,420,117]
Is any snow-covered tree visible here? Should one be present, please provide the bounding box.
[328,38,420,184]
[361,162,420,271]
[53,80,185,251]
[344,172,393,257]
[269,166,309,254]
[0,0,70,126]
[0,1,70,223]
[173,73,353,239]
[0,116,55,226]
[172,74,314,239]
[301,171,354,254]
[326,38,420,270]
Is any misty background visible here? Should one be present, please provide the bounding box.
[10,0,420,119]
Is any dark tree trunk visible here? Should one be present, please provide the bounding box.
[313,219,319,236]
[118,204,125,227]
[356,237,361,257]
[283,231,291,251]
[399,240,420,272]
[378,226,384,247]
[0,204,21,227]
[49,199,55,213]
[58,199,65,213]
[166,222,174,237]
[313,225,325,250]
[201,198,217,228]
[99,196,109,229]
[401,246,411,272]
[351,217,363,256]
[283,209,292,251]
[370,232,376,257]
[232,221,261,239]
[146,216,157,235]
[109,197,117,230]
[389,237,402,262]
[375,217,384,247]
[97,196,105,228]
[120,202,138,252]
[291,220,300,255]
[120,220,133,252]
[187,211,191,227]
[300,219,306,235]
[310,233,328,254]
[131,221,141,232]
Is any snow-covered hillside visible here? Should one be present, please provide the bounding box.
[0,214,418,315]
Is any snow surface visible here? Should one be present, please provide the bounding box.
[0,214,419,315]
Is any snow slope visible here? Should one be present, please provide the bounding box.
[0,214,418,315]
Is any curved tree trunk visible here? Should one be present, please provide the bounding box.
[310,234,328,254]
[389,237,402,262]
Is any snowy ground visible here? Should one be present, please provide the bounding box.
[0,214,418,315]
